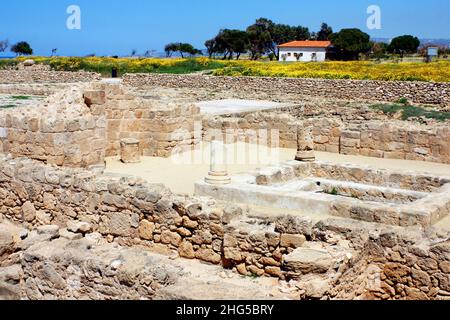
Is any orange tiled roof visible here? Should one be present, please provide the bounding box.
[278,40,332,48]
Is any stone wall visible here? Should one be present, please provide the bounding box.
[0,82,202,167]
[0,83,71,96]
[0,85,106,168]
[123,73,450,106]
[98,83,202,158]
[0,70,101,84]
[1,156,449,299]
[203,113,450,164]
[330,229,450,300]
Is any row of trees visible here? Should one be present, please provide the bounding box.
[204,18,334,60]
[165,18,427,61]
[0,40,33,55]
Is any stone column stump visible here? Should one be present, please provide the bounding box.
[295,125,316,162]
[120,138,141,163]
[205,140,231,185]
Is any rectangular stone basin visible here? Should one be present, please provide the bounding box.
[195,161,450,227]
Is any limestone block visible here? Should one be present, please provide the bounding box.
[275,215,313,236]
[107,213,132,237]
[120,138,141,163]
[67,220,92,234]
[22,201,36,222]
[160,230,182,247]
[195,248,221,264]
[84,90,106,106]
[280,234,307,249]
[138,220,155,240]
[179,240,195,259]
[283,248,333,274]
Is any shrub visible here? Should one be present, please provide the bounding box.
[370,103,450,121]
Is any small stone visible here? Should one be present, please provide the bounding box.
[283,248,333,274]
[22,202,36,223]
[439,261,450,273]
[178,240,195,259]
[19,229,29,240]
[182,216,198,229]
[161,230,182,247]
[85,232,105,245]
[195,248,221,264]
[67,221,92,234]
[37,225,59,239]
[247,265,265,277]
[60,228,83,241]
[110,260,122,270]
[177,227,192,237]
[280,234,306,249]
[83,90,106,106]
[222,205,243,224]
[36,210,52,225]
[236,263,248,276]
[275,215,313,236]
[138,220,155,241]
[265,266,284,278]
[302,279,331,299]
[23,59,36,66]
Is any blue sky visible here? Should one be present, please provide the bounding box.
[0,0,448,56]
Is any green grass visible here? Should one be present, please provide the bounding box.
[11,95,30,100]
[324,187,339,196]
[43,57,225,76]
[0,104,17,109]
[395,97,409,105]
[0,59,18,69]
[370,103,450,121]
[2,57,449,82]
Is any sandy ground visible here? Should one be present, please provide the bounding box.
[105,142,450,196]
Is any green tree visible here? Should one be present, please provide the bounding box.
[11,41,33,56]
[267,22,310,58]
[178,43,201,57]
[165,43,200,58]
[204,39,217,58]
[246,18,274,60]
[329,29,371,60]
[218,29,250,60]
[387,35,420,54]
[165,43,179,57]
[316,23,333,41]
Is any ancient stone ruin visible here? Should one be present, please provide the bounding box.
[0,71,450,300]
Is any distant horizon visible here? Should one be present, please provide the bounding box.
[0,0,449,57]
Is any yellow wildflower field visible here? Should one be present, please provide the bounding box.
[11,57,450,82]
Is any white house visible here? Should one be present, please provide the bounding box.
[278,40,331,62]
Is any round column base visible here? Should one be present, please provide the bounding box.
[295,151,316,162]
[205,171,231,185]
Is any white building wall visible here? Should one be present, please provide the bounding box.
[278,47,327,62]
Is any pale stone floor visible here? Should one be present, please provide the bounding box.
[106,142,450,195]
[196,99,289,115]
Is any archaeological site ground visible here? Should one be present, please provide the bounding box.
[0,62,450,301]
